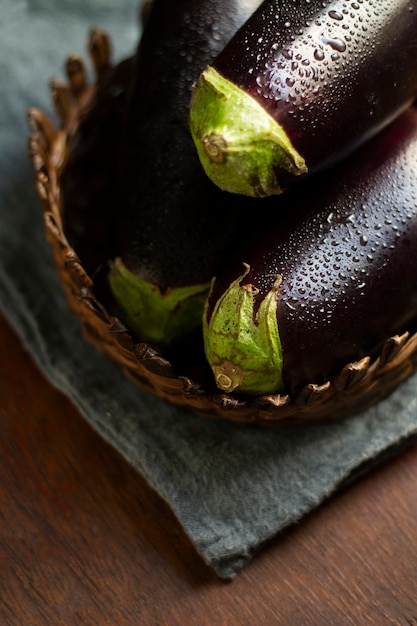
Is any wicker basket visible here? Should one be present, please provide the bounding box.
[28,29,417,426]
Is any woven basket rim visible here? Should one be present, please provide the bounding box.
[27,28,417,426]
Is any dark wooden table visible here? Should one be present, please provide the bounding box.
[1,310,417,625]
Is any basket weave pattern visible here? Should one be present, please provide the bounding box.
[27,30,417,426]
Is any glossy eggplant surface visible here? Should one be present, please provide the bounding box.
[109,0,262,347]
[204,108,417,395]
[190,0,417,197]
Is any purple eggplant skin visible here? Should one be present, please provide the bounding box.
[193,0,417,196]
[204,108,417,395]
[109,0,263,346]
[116,0,264,277]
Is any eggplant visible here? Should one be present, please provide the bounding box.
[108,0,262,347]
[190,0,417,198]
[203,108,417,396]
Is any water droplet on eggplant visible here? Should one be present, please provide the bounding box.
[320,36,346,52]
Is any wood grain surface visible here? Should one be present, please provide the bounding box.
[1,310,417,626]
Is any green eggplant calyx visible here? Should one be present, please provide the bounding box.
[203,263,284,395]
[109,258,211,347]
[189,66,307,198]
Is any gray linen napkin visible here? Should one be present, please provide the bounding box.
[1,0,417,579]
